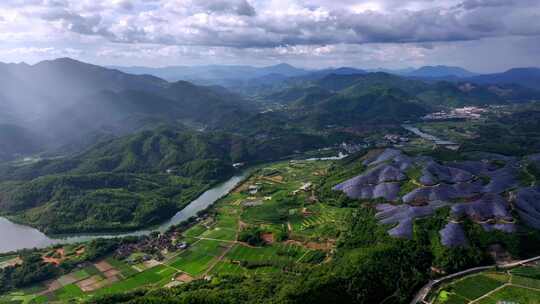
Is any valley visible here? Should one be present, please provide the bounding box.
[0,158,344,303]
[1,58,540,304]
[2,1,540,302]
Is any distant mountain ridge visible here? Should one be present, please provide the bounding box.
[111,63,308,82]
[112,62,540,91]
[468,67,540,90]
[405,65,478,78]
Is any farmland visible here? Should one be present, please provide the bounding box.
[0,159,342,303]
[431,262,540,304]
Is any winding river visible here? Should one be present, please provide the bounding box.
[0,173,248,253]
[402,125,457,145]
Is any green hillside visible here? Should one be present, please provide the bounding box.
[0,126,329,233]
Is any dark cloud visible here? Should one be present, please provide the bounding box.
[116,0,134,11]
[194,0,256,16]
[459,0,516,10]
[39,9,109,36]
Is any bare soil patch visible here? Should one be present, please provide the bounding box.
[143,259,161,269]
[45,280,62,293]
[94,260,114,272]
[42,248,65,265]
[77,275,104,292]
[102,268,121,279]
[261,233,274,244]
[176,273,194,283]
[262,175,284,184]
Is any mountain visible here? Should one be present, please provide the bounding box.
[257,63,307,77]
[112,63,308,82]
[0,57,169,125]
[284,67,367,83]
[262,86,334,104]
[406,65,478,78]
[315,72,427,92]
[298,87,428,127]
[1,58,167,100]
[0,58,252,161]
[468,67,540,90]
[256,71,540,120]
[367,67,416,75]
[0,125,328,233]
[0,127,239,233]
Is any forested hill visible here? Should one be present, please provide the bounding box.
[262,72,540,109]
[0,126,327,233]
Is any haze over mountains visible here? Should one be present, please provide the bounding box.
[112,62,540,89]
[1,57,540,164]
[0,58,254,160]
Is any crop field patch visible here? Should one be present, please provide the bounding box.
[94,260,114,272]
[476,285,540,304]
[436,291,468,304]
[77,275,106,292]
[201,227,237,241]
[57,273,79,286]
[210,261,245,276]
[168,240,228,275]
[512,275,540,290]
[93,265,175,296]
[183,224,207,237]
[241,201,289,225]
[449,274,505,300]
[214,213,238,229]
[432,269,540,304]
[170,251,215,275]
[82,264,103,277]
[226,243,307,264]
[54,284,85,301]
[300,212,337,230]
[71,269,91,280]
[511,265,540,279]
[226,244,279,262]
[0,284,50,304]
[106,257,138,278]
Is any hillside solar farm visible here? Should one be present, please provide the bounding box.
[333,148,540,244]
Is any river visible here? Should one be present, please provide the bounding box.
[0,173,248,253]
[402,125,457,146]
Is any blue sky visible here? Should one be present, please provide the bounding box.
[0,0,539,72]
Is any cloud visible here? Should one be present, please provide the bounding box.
[0,1,539,71]
[2,0,539,48]
[191,0,256,16]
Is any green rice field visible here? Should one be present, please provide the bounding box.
[93,265,176,296]
[433,266,540,304]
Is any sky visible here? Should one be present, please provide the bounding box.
[0,0,539,72]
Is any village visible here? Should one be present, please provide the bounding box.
[422,106,488,121]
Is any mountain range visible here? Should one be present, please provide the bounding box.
[1,57,539,163]
[113,62,540,91]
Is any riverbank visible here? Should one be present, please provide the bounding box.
[0,173,249,254]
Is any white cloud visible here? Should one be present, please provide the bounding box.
[0,0,538,71]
